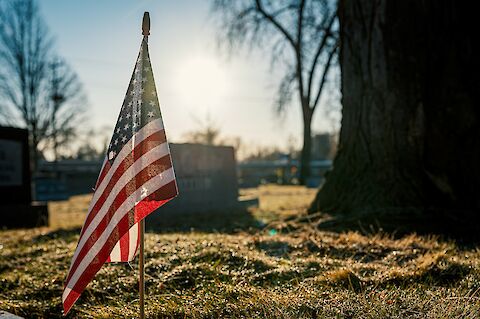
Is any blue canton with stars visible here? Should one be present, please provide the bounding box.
[107,38,162,163]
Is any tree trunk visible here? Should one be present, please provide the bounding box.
[299,107,312,185]
[310,0,480,233]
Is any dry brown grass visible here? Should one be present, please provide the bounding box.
[1,185,480,318]
[48,194,91,229]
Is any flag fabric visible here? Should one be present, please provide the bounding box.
[62,37,178,314]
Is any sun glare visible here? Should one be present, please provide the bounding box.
[174,55,228,109]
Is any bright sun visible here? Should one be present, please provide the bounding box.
[174,55,228,109]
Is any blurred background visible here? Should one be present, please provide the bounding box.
[1,1,480,318]
[1,0,479,233]
[0,0,340,205]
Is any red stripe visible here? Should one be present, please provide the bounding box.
[63,183,176,315]
[80,130,166,237]
[134,180,178,221]
[66,155,173,284]
[119,226,129,260]
[63,289,80,315]
[64,212,131,314]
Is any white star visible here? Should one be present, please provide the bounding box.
[124,123,130,130]
[151,91,156,97]
[132,122,138,129]
[139,87,145,95]
[121,135,127,143]
[140,186,148,199]
[108,150,116,160]
[119,115,123,122]
[116,127,121,134]
[144,66,150,72]
[149,100,156,107]
[127,101,133,108]
[114,139,118,145]
[126,113,131,119]
[133,79,137,85]
[147,111,154,117]
[141,77,147,83]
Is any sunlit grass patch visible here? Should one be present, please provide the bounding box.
[1,185,480,318]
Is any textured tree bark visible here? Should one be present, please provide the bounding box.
[310,0,480,233]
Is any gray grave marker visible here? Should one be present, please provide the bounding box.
[0,127,48,228]
[146,143,240,229]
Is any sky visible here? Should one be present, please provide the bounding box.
[40,0,338,155]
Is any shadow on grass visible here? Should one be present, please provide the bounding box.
[146,208,261,234]
[32,227,81,243]
[378,260,472,287]
[304,207,480,243]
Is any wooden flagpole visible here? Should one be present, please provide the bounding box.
[139,218,145,319]
[139,12,150,319]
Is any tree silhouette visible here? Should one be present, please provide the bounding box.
[0,0,86,170]
[211,0,338,184]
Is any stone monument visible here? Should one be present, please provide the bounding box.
[146,143,240,229]
[0,126,48,228]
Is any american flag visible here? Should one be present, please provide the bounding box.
[62,37,178,314]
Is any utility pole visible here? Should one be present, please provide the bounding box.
[50,59,65,164]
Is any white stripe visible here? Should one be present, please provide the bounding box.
[109,240,121,261]
[108,223,138,262]
[68,141,169,272]
[127,223,139,261]
[88,119,164,213]
[63,287,71,303]
[63,168,175,302]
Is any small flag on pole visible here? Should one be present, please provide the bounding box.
[62,13,178,315]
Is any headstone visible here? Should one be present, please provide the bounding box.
[0,310,24,319]
[0,126,48,228]
[146,143,240,229]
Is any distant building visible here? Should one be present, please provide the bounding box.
[237,153,291,187]
[238,155,332,188]
[36,159,102,200]
[311,133,337,160]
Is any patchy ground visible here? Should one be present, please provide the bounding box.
[1,185,480,318]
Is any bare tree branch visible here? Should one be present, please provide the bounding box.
[306,13,337,106]
[254,0,297,49]
[0,0,87,166]
[312,42,338,111]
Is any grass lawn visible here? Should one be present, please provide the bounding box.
[1,185,480,318]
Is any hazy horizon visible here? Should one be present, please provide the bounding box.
[39,0,340,158]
